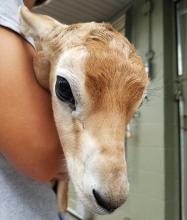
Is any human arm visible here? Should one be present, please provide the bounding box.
[0,27,66,181]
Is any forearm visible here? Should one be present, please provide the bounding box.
[0,27,64,181]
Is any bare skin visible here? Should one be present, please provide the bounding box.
[0,0,66,181]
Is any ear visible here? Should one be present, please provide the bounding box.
[19,6,67,90]
[19,5,67,39]
[33,50,50,89]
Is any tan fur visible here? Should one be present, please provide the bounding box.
[84,28,147,118]
[20,6,148,215]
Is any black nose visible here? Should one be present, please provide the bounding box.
[92,189,118,212]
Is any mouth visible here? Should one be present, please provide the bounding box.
[71,171,129,214]
[86,200,114,215]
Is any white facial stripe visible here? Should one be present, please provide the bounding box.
[53,47,88,114]
[56,46,87,80]
[80,130,99,163]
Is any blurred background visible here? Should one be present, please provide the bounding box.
[36,0,187,220]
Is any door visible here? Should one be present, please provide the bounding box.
[177,1,187,220]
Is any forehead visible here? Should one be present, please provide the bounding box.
[54,47,88,100]
[57,46,87,74]
[84,29,148,115]
[56,24,148,115]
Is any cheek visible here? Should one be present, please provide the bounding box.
[79,130,100,163]
[52,98,75,146]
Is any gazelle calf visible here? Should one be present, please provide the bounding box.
[20,6,148,214]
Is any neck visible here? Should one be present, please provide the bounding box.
[24,0,36,9]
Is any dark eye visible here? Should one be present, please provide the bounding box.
[55,75,76,110]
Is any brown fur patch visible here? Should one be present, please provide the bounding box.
[84,30,148,120]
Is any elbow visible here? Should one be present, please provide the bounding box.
[1,134,63,182]
[29,155,62,182]
[29,165,56,182]
[21,161,59,182]
[20,146,63,182]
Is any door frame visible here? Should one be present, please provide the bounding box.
[176,1,187,220]
[163,0,181,220]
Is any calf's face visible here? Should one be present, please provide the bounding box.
[20,6,148,214]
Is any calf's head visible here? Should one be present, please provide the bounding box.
[20,6,148,214]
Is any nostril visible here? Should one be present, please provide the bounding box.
[92,189,117,212]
